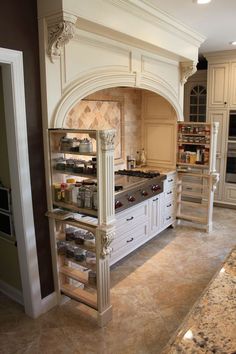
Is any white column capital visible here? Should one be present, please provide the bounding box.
[99,129,116,151]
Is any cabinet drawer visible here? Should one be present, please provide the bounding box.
[164,201,176,215]
[113,215,147,246]
[115,201,148,230]
[111,223,148,263]
[164,188,176,201]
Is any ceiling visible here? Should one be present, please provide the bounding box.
[148,0,236,54]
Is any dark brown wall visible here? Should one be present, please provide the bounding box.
[0,0,54,298]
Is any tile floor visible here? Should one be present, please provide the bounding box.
[0,206,235,354]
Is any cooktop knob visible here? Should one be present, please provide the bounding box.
[128,195,135,202]
[151,184,160,191]
[115,200,123,209]
[141,190,148,196]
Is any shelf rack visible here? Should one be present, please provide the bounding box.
[46,128,116,327]
[176,122,219,232]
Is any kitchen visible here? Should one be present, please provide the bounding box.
[0,0,235,352]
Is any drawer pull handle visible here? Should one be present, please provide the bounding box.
[152,197,159,202]
[167,191,172,195]
[126,237,134,243]
[126,216,134,221]
[166,216,171,220]
[168,179,173,182]
[167,204,172,207]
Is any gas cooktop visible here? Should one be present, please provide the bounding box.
[115,169,160,178]
[114,170,166,213]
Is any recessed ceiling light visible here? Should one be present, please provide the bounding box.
[193,0,212,4]
[230,41,236,46]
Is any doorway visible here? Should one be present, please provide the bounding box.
[0,47,42,318]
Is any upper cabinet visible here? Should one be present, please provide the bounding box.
[207,63,229,108]
[229,62,236,108]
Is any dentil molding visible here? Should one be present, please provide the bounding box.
[180,61,197,85]
[47,14,77,63]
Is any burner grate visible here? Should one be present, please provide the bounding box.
[115,169,160,178]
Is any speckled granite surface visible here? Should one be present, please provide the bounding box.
[162,247,236,354]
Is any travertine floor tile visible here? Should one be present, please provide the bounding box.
[0,206,235,354]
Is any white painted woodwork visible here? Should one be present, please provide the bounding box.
[207,63,229,108]
[208,110,228,201]
[37,0,204,323]
[229,62,236,108]
[110,172,177,265]
[0,48,46,318]
[205,50,236,206]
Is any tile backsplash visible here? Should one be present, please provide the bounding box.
[65,87,142,167]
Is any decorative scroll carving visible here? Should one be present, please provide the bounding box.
[100,229,115,258]
[180,61,197,85]
[47,20,75,63]
[99,129,116,151]
[211,172,220,192]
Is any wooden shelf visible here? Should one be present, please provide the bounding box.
[53,168,97,179]
[178,142,210,146]
[177,200,208,208]
[46,210,98,230]
[59,150,97,157]
[61,283,97,309]
[176,213,207,224]
[60,265,96,289]
[177,162,209,168]
[65,257,96,272]
[53,201,98,217]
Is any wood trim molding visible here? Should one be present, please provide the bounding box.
[0,48,42,317]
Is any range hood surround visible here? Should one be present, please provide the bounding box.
[37,0,204,129]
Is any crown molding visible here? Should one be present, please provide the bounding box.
[106,0,205,47]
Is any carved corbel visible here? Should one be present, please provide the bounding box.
[99,129,116,151]
[180,61,197,85]
[100,228,115,258]
[47,15,77,63]
[211,172,220,192]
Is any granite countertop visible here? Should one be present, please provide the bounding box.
[161,247,236,354]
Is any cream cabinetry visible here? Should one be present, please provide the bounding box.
[207,63,229,108]
[229,62,236,108]
[111,172,177,265]
[205,50,236,205]
[208,110,228,201]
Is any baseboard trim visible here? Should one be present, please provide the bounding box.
[0,279,23,305]
[40,291,58,315]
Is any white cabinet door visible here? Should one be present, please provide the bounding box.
[229,62,236,108]
[208,110,228,201]
[149,194,162,237]
[208,63,229,108]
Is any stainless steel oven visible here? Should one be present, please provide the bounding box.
[228,110,236,140]
[226,143,236,183]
